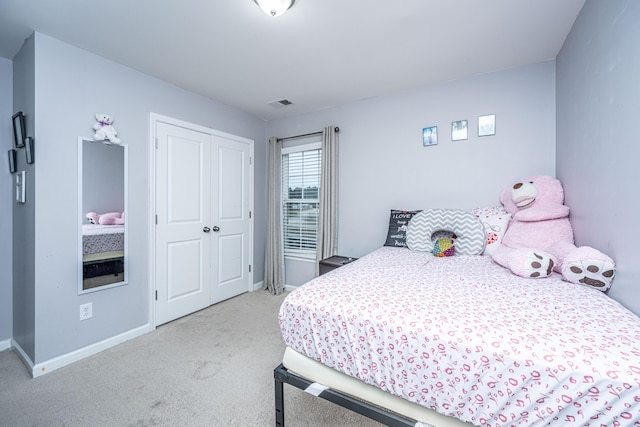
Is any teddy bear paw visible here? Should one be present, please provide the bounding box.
[523,252,554,278]
[562,259,615,291]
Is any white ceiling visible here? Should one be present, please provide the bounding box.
[0,0,585,121]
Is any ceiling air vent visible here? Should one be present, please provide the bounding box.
[267,98,294,108]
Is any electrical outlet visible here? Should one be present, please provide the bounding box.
[80,302,93,321]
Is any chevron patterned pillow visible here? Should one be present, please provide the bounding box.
[406,209,486,255]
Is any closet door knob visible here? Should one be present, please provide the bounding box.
[203,227,211,233]
[212,226,220,232]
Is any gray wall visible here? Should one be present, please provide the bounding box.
[12,36,36,360]
[268,61,557,285]
[556,0,640,316]
[16,32,266,364]
[0,58,13,345]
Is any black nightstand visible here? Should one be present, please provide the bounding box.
[318,255,358,276]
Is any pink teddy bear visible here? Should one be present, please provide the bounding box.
[87,211,125,225]
[491,175,615,291]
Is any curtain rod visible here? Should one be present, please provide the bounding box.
[277,127,340,142]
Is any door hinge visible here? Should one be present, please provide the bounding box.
[249,211,252,219]
[249,265,251,273]
[249,157,252,165]
[155,290,158,300]
[155,138,158,149]
[155,214,158,225]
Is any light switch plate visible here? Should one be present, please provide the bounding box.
[15,171,26,203]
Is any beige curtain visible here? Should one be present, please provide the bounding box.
[264,137,284,295]
[315,126,339,274]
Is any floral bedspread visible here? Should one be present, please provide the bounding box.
[279,246,640,426]
[82,224,124,254]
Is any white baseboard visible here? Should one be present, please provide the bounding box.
[26,323,153,378]
[11,339,33,373]
[254,280,296,293]
[0,338,11,352]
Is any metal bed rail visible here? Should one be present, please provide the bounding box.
[274,363,429,427]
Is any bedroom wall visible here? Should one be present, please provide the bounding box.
[16,32,266,365]
[12,36,36,361]
[556,0,640,316]
[267,60,557,286]
[0,57,13,347]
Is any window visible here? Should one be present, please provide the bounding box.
[282,142,322,258]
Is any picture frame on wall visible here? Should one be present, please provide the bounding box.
[25,137,34,164]
[478,114,496,136]
[8,149,16,173]
[16,170,26,204]
[451,120,468,141]
[12,111,26,148]
[422,126,438,146]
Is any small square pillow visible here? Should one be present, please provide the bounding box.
[384,209,421,247]
[433,237,455,257]
[470,206,511,256]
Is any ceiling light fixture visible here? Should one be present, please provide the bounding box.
[253,0,295,17]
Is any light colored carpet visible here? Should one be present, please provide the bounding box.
[0,289,383,426]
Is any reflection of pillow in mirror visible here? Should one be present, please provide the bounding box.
[87,211,125,225]
[470,206,511,256]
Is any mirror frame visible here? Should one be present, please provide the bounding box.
[78,137,129,294]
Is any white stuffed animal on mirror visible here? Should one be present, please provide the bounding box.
[93,113,121,144]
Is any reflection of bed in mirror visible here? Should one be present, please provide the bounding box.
[82,224,125,289]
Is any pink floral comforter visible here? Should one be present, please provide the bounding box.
[279,247,640,426]
[82,224,124,255]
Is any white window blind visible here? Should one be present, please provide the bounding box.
[282,144,322,257]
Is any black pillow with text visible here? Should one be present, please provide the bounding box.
[384,209,421,247]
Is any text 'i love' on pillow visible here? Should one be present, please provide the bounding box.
[384,209,421,247]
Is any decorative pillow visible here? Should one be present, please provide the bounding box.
[433,237,455,257]
[384,209,421,247]
[470,206,512,256]
[406,209,486,255]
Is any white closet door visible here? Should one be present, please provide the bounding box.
[154,118,253,326]
[155,122,212,325]
[210,135,252,304]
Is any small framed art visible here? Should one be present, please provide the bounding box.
[478,114,496,136]
[25,137,34,164]
[8,149,16,173]
[12,111,26,148]
[451,120,468,141]
[16,170,26,203]
[422,126,438,146]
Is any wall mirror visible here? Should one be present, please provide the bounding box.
[78,137,128,294]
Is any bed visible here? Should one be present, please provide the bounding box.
[82,224,125,278]
[276,246,640,426]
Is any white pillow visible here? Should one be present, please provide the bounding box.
[470,207,511,256]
